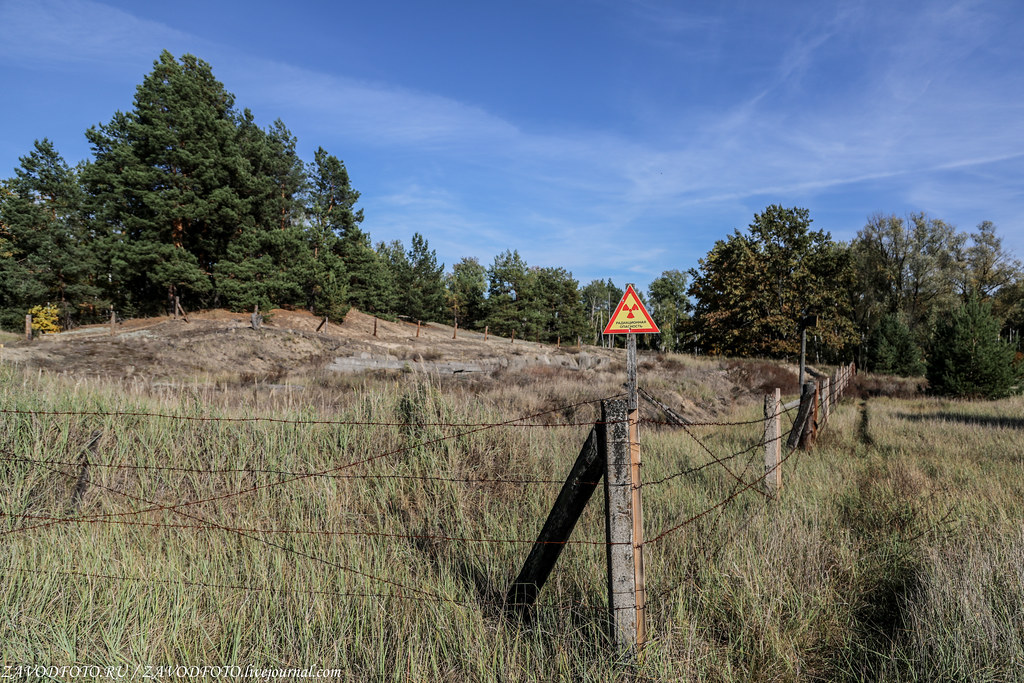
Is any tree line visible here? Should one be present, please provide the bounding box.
[2,52,1021,394]
[0,52,590,345]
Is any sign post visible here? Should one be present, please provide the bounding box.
[602,284,658,651]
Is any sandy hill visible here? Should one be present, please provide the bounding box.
[1,308,800,421]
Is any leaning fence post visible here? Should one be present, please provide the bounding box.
[603,398,639,650]
[764,389,782,495]
[507,428,603,610]
[787,381,817,450]
[175,297,189,323]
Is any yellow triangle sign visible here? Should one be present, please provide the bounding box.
[603,284,659,334]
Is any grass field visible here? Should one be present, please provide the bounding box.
[1,364,1022,681]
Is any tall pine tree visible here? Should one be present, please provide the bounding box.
[0,140,101,328]
[84,51,249,313]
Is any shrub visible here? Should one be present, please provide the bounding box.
[927,295,1021,398]
[28,304,60,334]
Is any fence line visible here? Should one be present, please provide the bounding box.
[0,451,575,487]
[3,395,622,537]
[1,363,858,653]
[0,407,606,428]
[1,510,621,546]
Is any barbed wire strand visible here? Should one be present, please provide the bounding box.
[0,451,576,488]
[3,394,623,537]
[0,407,600,429]
[1,511,623,547]
[12,456,509,609]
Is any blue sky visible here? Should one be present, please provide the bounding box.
[2,0,1022,291]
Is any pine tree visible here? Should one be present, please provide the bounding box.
[306,147,389,315]
[867,313,925,376]
[484,250,531,337]
[446,257,487,329]
[214,116,313,311]
[0,140,101,328]
[532,266,588,343]
[927,295,1021,398]
[403,233,445,322]
[83,51,247,312]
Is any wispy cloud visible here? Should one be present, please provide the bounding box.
[0,0,192,67]
[3,0,1022,284]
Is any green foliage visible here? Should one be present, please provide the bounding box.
[849,214,1022,368]
[530,266,588,343]
[580,278,622,346]
[688,205,856,358]
[386,233,445,322]
[483,249,531,337]
[0,140,103,328]
[84,52,249,310]
[647,270,689,352]
[927,295,1021,398]
[479,251,586,343]
[867,314,925,377]
[446,257,487,329]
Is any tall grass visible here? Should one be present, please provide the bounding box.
[1,365,1022,681]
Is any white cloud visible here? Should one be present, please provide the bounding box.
[0,0,192,67]
[2,0,1021,283]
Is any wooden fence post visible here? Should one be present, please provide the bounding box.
[507,428,603,610]
[453,319,458,339]
[821,377,831,424]
[787,381,817,450]
[510,330,514,344]
[25,314,32,341]
[625,333,647,649]
[251,304,262,331]
[809,381,821,443]
[483,325,488,341]
[603,398,639,650]
[316,317,328,333]
[764,389,782,495]
[416,320,421,338]
[175,297,189,323]
[109,309,116,336]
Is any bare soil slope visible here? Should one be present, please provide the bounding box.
[1,308,798,420]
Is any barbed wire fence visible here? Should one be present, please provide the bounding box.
[0,363,857,668]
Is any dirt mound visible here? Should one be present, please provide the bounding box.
[1,308,616,382]
[1,308,795,421]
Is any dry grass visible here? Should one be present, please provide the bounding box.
[0,366,1021,680]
